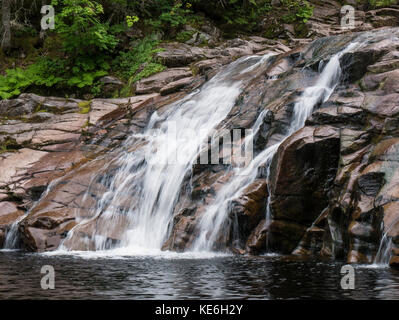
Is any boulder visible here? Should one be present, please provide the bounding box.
[155,43,205,67]
[135,68,193,94]
[227,179,268,249]
[0,202,25,247]
[268,126,340,252]
[0,97,38,117]
[160,77,194,96]
[99,76,124,98]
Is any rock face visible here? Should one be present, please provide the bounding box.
[290,30,399,266]
[1,24,399,270]
[135,67,193,94]
[132,36,291,97]
[99,76,124,98]
[0,92,176,250]
[0,34,288,252]
[267,126,340,253]
[162,27,399,267]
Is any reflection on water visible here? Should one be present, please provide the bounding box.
[0,251,398,299]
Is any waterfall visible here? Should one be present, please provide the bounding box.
[5,41,362,255]
[191,42,359,252]
[3,218,22,249]
[58,40,361,255]
[192,143,279,251]
[60,54,275,253]
[2,178,59,250]
[374,235,393,266]
[373,217,399,266]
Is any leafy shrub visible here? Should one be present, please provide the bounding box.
[0,0,117,100]
[0,68,31,99]
[281,0,314,23]
[176,30,196,42]
[113,37,165,82]
[189,0,272,32]
[51,0,118,55]
[0,56,109,99]
[158,2,191,28]
[366,0,398,7]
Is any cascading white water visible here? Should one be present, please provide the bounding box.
[191,141,279,251]
[3,218,22,249]
[2,178,60,250]
[60,54,275,253]
[374,235,393,266]
[4,41,362,255]
[124,81,241,251]
[373,217,399,266]
[191,42,359,252]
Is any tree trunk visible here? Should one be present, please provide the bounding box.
[1,0,11,52]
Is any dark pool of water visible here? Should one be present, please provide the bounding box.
[0,251,398,299]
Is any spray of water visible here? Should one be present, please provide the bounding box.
[60,54,275,253]
[191,42,359,252]
[373,217,399,267]
[2,178,61,250]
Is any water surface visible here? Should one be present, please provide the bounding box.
[0,251,398,299]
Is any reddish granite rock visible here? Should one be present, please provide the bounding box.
[268,126,340,248]
[135,68,193,94]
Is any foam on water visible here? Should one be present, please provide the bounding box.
[42,247,230,260]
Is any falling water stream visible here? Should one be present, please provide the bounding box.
[3,177,61,249]
[59,54,275,253]
[60,41,359,254]
[51,38,361,255]
[192,42,360,252]
[373,217,399,266]
[3,28,399,300]
[3,41,363,257]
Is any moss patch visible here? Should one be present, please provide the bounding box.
[78,101,92,114]
[0,137,19,154]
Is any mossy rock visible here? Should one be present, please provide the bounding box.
[0,136,20,154]
[78,101,92,114]
[294,22,309,38]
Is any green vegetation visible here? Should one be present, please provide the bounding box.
[78,101,92,114]
[1,0,395,100]
[281,0,314,23]
[0,137,19,154]
[0,55,110,99]
[368,0,397,7]
[0,0,116,99]
[112,37,166,97]
[113,37,165,82]
[356,0,398,8]
[51,0,118,55]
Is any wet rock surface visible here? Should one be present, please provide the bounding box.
[0,92,179,251]
[1,25,399,270]
[135,37,291,96]
[163,28,399,265]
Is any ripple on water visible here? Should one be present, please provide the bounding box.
[0,251,399,299]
